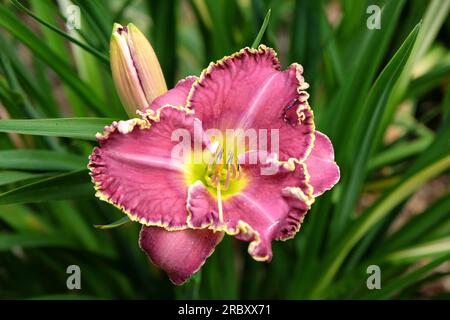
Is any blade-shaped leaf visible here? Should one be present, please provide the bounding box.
[307,25,450,298]
[0,233,76,251]
[0,4,106,116]
[251,9,271,48]
[0,171,51,186]
[379,196,450,253]
[374,0,450,152]
[0,150,86,171]
[0,118,115,140]
[385,236,450,264]
[11,0,109,64]
[94,216,131,230]
[363,254,450,299]
[0,204,53,233]
[0,170,93,204]
[333,23,421,234]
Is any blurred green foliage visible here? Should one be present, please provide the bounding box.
[0,0,449,299]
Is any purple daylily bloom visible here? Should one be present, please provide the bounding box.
[89,32,340,285]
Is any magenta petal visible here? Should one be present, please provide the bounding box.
[145,76,197,112]
[139,226,223,285]
[187,156,313,261]
[89,107,200,229]
[188,46,280,129]
[305,131,340,197]
[187,46,314,161]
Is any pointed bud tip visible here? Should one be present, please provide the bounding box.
[112,23,128,36]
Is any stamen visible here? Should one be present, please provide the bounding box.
[216,149,224,164]
[223,153,233,190]
[202,146,241,192]
[206,152,215,173]
[206,147,221,175]
[216,183,224,223]
[211,149,224,185]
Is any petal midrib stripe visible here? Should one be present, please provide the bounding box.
[236,72,280,129]
[108,150,184,172]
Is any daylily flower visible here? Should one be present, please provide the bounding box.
[89,23,340,285]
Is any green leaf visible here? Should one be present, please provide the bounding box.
[368,137,433,171]
[147,0,178,86]
[71,0,111,49]
[94,216,131,230]
[0,4,106,116]
[289,0,322,83]
[0,150,86,171]
[27,0,106,118]
[0,231,114,258]
[385,236,450,264]
[307,88,450,298]
[320,0,405,136]
[200,237,237,298]
[251,9,271,48]
[379,196,450,253]
[374,0,450,152]
[202,0,235,58]
[0,118,115,140]
[0,204,53,233]
[442,79,450,122]
[0,35,59,118]
[338,0,367,40]
[0,171,50,186]
[49,201,100,253]
[0,170,93,204]
[319,5,344,86]
[363,254,450,299]
[310,155,450,298]
[413,0,450,62]
[407,60,450,98]
[333,23,421,234]
[176,271,202,299]
[0,233,76,251]
[11,0,109,64]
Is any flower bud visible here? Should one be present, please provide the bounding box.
[110,23,167,116]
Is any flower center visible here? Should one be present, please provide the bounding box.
[185,147,247,200]
[204,149,240,191]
